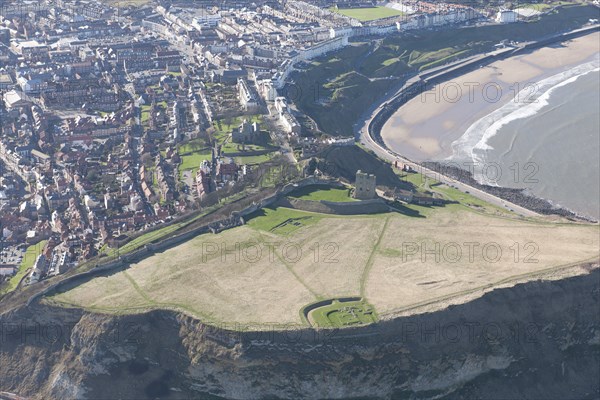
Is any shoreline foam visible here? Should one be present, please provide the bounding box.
[378,32,600,219]
[450,57,600,184]
[381,32,600,162]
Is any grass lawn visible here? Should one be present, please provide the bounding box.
[140,104,150,122]
[178,138,206,154]
[221,142,275,155]
[409,48,471,71]
[397,171,513,216]
[108,224,184,258]
[382,56,401,67]
[288,185,356,202]
[178,145,212,179]
[235,152,275,165]
[213,115,262,142]
[51,198,599,328]
[430,182,512,215]
[331,6,404,21]
[246,206,323,235]
[397,171,428,188]
[306,299,378,328]
[0,240,47,295]
[518,1,574,11]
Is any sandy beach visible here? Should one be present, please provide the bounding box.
[380,32,600,161]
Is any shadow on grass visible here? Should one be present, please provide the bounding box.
[288,184,351,200]
[244,206,272,223]
[388,202,426,218]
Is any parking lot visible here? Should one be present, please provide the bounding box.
[0,245,26,270]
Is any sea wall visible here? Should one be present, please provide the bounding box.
[422,161,597,221]
[366,25,600,219]
[368,25,600,149]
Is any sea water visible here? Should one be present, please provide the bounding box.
[450,59,600,219]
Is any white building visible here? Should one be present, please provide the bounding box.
[296,36,349,62]
[28,255,46,284]
[496,9,518,23]
[275,97,300,136]
[192,13,221,29]
[237,78,259,111]
[3,90,31,110]
[256,79,277,102]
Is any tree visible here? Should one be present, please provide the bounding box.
[141,153,153,168]
[307,157,318,176]
[189,139,203,152]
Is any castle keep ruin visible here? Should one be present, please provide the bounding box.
[353,170,376,200]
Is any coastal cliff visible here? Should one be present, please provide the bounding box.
[0,269,598,400]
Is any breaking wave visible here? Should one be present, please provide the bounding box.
[449,56,600,185]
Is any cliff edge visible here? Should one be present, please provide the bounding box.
[0,269,598,400]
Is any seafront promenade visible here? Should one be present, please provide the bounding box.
[357,24,600,218]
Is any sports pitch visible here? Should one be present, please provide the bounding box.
[49,196,600,329]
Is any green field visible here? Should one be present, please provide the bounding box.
[305,299,378,328]
[221,142,274,155]
[235,152,276,165]
[408,48,471,70]
[0,241,47,295]
[179,149,212,177]
[331,6,403,21]
[176,139,213,179]
[288,185,356,202]
[141,105,151,124]
[246,206,323,235]
[212,115,262,142]
[518,1,575,12]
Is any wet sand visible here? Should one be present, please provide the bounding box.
[380,32,600,161]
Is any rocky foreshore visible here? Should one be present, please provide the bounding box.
[422,161,598,222]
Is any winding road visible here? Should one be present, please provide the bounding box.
[355,25,599,219]
[354,55,541,218]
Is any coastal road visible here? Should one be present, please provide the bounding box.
[352,44,550,218]
[357,96,541,218]
[356,25,600,219]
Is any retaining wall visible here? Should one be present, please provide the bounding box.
[277,197,389,215]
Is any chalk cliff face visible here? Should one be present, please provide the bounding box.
[1,270,599,400]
